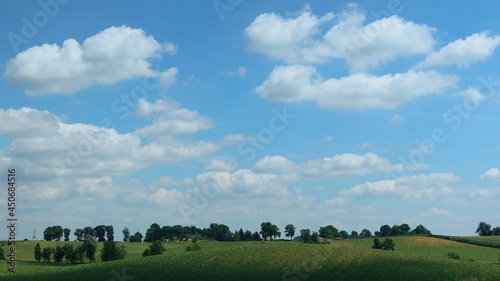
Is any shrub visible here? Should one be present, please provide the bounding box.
[0,247,5,260]
[100,241,126,262]
[372,238,383,249]
[149,240,165,256]
[73,245,84,263]
[185,245,192,252]
[447,252,460,260]
[192,243,201,251]
[82,235,97,262]
[142,249,151,256]
[382,238,395,251]
[34,243,42,261]
[42,246,53,262]
[53,245,65,263]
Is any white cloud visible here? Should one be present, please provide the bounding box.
[421,207,450,217]
[5,26,176,95]
[415,31,500,69]
[219,66,247,77]
[159,67,178,90]
[457,87,486,104]
[253,153,427,179]
[134,98,214,137]
[255,65,458,111]
[480,168,500,182]
[320,136,333,142]
[0,107,60,137]
[245,6,435,72]
[219,134,252,145]
[153,176,194,187]
[205,160,237,172]
[390,114,403,123]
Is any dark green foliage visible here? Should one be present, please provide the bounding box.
[261,222,280,240]
[53,245,65,263]
[82,235,97,262]
[63,228,71,241]
[34,243,42,261]
[372,238,383,249]
[186,243,202,251]
[62,244,73,263]
[311,232,320,243]
[319,225,340,239]
[100,240,126,262]
[339,230,349,239]
[379,225,392,236]
[412,224,432,235]
[351,231,359,238]
[245,230,253,241]
[382,238,395,251]
[285,224,296,240]
[83,226,93,236]
[0,246,4,260]
[74,229,84,241]
[361,229,372,238]
[149,240,165,256]
[41,246,52,262]
[106,225,114,241]
[129,231,143,242]
[123,227,130,242]
[145,223,162,242]
[493,227,500,236]
[253,231,261,241]
[93,225,107,242]
[300,229,311,242]
[447,252,460,260]
[239,228,245,241]
[142,249,151,256]
[476,222,493,236]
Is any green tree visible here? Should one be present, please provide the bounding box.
[52,226,64,241]
[145,223,162,242]
[74,245,84,263]
[0,247,5,260]
[271,224,281,240]
[34,243,42,261]
[129,231,143,242]
[339,230,349,239]
[74,229,84,242]
[493,227,500,236]
[53,245,65,263]
[62,244,74,263]
[245,230,253,241]
[413,224,432,235]
[123,227,130,242]
[300,229,311,242]
[234,230,241,241]
[382,238,395,251]
[391,225,402,236]
[43,226,54,241]
[319,225,340,239]
[260,222,273,240]
[400,224,411,234]
[311,232,320,243]
[63,228,71,241]
[149,240,165,256]
[239,228,245,241]
[83,226,93,237]
[350,231,359,238]
[252,231,261,241]
[380,225,392,236]
[285,224,296,240]
[476,222,493,236]
[42,246,53,262]
[93,225,107,242]
[106,225,114,241]
[360,229,372,238]
[372,238,382,249]
[82,235,97,262]
[100,240,126,262]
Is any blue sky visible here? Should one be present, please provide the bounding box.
[1,0,500,240]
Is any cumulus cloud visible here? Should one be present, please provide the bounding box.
[421,207,450,217]
[254,65,458,111]
[480,168,500,182]
[134,98,214,137]
[253,153,427,179]
[0,107,60,137]
[457,87,486,104]
[5,26,177,95]
[245,5,435,72]
[415,31,500,69]
[205,160,237,172]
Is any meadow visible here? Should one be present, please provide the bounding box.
[0,236,499,280]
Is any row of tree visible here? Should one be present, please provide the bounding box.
[476,222,500,236]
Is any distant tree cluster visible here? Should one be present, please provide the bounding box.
[476,222,500,236]
[373,224,430,237]
[73,225,114,242]
[372,238,395,251]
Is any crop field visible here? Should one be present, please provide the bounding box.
[1,236,499,280]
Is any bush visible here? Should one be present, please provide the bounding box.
[53,245,65,263]
[185,245,192,252]
[0,247,5,260]
[42,247,53,262]
[382,238,395,251]
[142,249,151,256]
[149,240,165,256]
[447,252,460,260]
[73,245,84,263]
[372,238,383,249]
[100,241,126,262]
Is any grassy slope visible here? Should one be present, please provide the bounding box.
[0,237,499,281]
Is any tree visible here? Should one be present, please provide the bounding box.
[106,225,114,241]
[123,227,130,242]
[252,231,261,241]
[73,245,84,263]
[400,224,411,235]
[149,240,165,256]
[380,225,392,237]
[43,226,54,241]
[476,222,493,236]
[300,229,311,242]
[319,225,340,239]
[34,243,42,261]
[52,226,64,241]
[63,228,71,241]
[260,222,273,240]
[245,230,253,241]
[311,232,320,243]
[83,226,94,237]
[239,228,245,241]
[350,231,359,238]
[62,244,74,263]
[372,238,382,249]
[74,229,84,242]
[0,247,4,260]
[339,230,349,239]
[93,225,107,242]
[234,230,241,241]
[100,240,126,262]
[382,238,395,251]
[285,224,296,240]
[360,229,372,238]
[493,227,500,236]
[145,223,162,242]
[391,225,402,236]
[42,246,53,262]
[82,235,97,262]
[271,224,281,240]
[374,231,381,237]
[53,245,65,263]
[130,231,143,242]
[413,224,432,235]
[208,223,232,241]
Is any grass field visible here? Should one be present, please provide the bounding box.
[1,236,499,280]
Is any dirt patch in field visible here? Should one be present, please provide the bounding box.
[410,237,478,248]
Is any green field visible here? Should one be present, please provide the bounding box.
[1,236,500,280]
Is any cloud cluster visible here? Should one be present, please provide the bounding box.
[5,26,177,95]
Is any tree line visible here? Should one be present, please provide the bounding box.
[476,222,500,236]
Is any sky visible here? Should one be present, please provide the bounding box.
[1,0,500,241]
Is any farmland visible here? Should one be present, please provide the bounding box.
[1,236,500,280]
